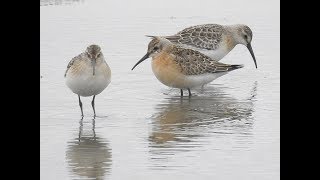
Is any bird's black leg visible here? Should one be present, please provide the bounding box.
[91,95,96,117]
[92,117,96,140]
[180,89,183,97]
[78,95,84,117]
[188,88,192,97]
[78,117,83,143]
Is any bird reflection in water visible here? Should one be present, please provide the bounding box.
[66,117,112,180]
[149,82,257,152]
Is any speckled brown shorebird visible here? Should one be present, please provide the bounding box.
[131,37,243,97]
[65,45,111,116]
[161,24,257,68]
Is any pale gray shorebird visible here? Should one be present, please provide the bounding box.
[161,24,257,68]
[131,37,243,97]
[65,45,111,116]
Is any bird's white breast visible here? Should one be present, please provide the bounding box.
[180,72,228,88]
[66,62,111,97]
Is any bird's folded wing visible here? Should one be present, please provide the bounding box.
[165,24,224,50]
[64,54,83,77]
[172,47,241,75]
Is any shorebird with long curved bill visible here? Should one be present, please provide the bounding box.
[131,36,243,97]
[161,24,257,68]
[65,45,111,117]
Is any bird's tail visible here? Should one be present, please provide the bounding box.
[229,64,244,71]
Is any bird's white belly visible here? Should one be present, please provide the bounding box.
[66,66,111,97]
[153,70,227,89]
[181,73,227,88]
[198,49,227,61]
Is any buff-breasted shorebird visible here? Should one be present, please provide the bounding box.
[160,24,257,68]
[65,45,111,117]
[131,37,243,97]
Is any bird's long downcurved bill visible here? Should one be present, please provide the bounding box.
[131,53,150,70]
[92,59,96,76]
[247,43,257,69]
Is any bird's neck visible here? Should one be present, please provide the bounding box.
[84,54,105,65]
[224,25,243,45]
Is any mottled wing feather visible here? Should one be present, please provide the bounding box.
[64,53,83,77]
[171,47,241,75]
[165,24,224,50]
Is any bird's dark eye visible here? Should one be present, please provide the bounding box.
[244,35,248,39]
[153,47,159,51]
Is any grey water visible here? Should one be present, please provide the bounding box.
[40,0,280,179]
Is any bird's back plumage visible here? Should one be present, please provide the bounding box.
[164,24,225,50]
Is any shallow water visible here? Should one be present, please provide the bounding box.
[40,0,280,179]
